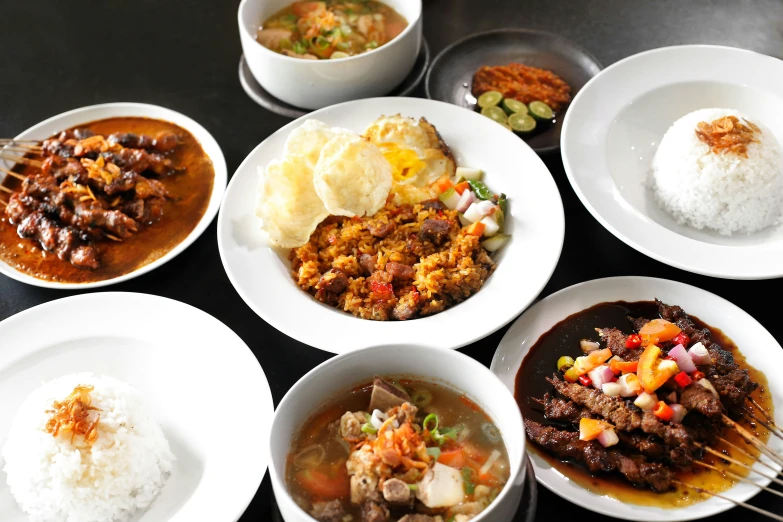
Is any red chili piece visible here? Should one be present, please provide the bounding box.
[578,375,592,387]
[674,371,693,388]
[671,332,691,347]
[370,281,394,295]
[625,334,642,349]
[665,355,677,361]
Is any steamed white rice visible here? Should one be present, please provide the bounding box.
[1,373,175,522]
[650,108,783,235]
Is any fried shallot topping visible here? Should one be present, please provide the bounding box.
[695,115,761,157]
[45,384,101,444]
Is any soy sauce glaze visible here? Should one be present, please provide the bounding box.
[515,301,773,507]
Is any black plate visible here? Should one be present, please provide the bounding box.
[426,29,602,154]
[270,453,538,521]
[240,39,431,119]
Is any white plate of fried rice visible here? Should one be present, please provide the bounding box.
[561,45,783,279]
[217,97,564,353]
[0,293,272,522]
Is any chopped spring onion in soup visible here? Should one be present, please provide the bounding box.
[293,444,326,469]
[481,423,501,444]
[410,388,433,407]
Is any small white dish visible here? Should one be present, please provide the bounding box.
[269,344,527,522]
[0,102,227,289]
[561,45,783,279]
[0,293,272,522]
[216,97,564,354]
[238,0,422,110]
[490,276,783,521]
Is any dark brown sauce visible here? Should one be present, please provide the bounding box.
[514,301,774,508]
[0,117,214,283]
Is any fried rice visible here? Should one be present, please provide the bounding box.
[290,200,496,320]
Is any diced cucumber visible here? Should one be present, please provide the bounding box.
[480,215,500,237]
[502,98,528,115]
[330,51,350,59]
[438,187,461,210]
[481,234,511,252]
[477,90,503,109]
[494,207,505,233]
[458,213,472,227]
[529,101,554,121]
[480,106,508,125]
[508,113,536,135]
[455,167,482,181]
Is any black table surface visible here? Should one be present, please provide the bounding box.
[2,0,782,520]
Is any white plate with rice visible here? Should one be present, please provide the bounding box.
[217,97,564,353]
[561,45,783,279]
[0,293,273,522]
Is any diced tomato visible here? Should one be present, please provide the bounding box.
[436,176,454,194]
[466,221,485,236]
[625,334,642,349]
[674,371,693,388]
[438,446,466,468]
[610,359,639,375]
[691,371,705,381]
[294,464,349,500]
[454,181,470,195]
[639,319,682,346]
[671,332,691,347]
[578,375,592,387]
[652,401,674,422]
[370,281,393,294]
[665,355,677,361]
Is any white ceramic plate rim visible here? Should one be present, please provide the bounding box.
[489,276,783,521]
[0,292,272,522]
[561,45,783,279]
[0,102,228,289]
[216,96,564,353]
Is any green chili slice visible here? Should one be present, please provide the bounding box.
[461,467,475,495]
[468,180,493,200]
[423,413,439,432]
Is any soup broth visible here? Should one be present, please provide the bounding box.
[286,377,510,521]
[258,0,408,59]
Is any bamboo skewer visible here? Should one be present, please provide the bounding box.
[0,167,27,182]
[694,461,783,499]
[674,480,783,522]
[718,436,782,476]
[699,444,783,487]
[0,185,13,194]
[105,234,122,242]
[748,397,783,434]
[1,146,42,154]
[0,153,42,167]
[747,410,783,441]
[0,139,40,143]
[723,414,783,468]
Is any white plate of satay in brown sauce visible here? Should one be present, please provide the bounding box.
[0,103,227,289]
[490,276,783,521]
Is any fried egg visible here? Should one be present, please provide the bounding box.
[363,115,456,204]
[314,134,392,217]
[255,154,329,248]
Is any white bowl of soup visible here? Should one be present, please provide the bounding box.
[238,0,422,109]
[269,344,526,522]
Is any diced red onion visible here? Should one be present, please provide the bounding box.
[602,382,622,397]
[580,340,601,353]
[597,427,619,448]
[475,200,496,216]
[588,365,615,390]
[463,202,483,223]
[455,189,476,213]
[669,404,688,424]
[665,391,677,403]
[618,374,641,397]
[688,342,713,365]
[634,392,658,411]
[697,378,719,398]
[668,344,697,373]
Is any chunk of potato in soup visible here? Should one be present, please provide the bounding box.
[286,377,509,521]
[257,0,408,59]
